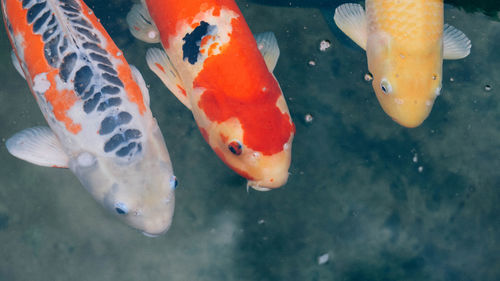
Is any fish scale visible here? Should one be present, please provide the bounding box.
[367,0,443,49]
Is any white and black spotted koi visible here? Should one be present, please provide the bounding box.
[2,0,178,236]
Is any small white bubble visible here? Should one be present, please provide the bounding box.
[304,114,313,123]
[318,253,330,265]
[418,166,423,173]
[319,40,331,51]
[308,60,316,66]
[484,84,492,92]
[148,31,157,39]
[116,51,122,56]
[413,153,418,163]
[258,219,265,225]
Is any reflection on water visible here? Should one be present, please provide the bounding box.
[0,0,499,280]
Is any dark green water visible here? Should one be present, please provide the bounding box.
[0,1,499,280]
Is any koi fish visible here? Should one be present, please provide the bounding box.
[2,0,177,236]
[334,1,471,127]
[126,0,295,190]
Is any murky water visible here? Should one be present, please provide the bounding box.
[0,1,499,280]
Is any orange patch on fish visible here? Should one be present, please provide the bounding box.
[44,72,81,134]
[195,17,294,155]
[208,42,219,56]
[155,62,166,73]
[176,84,187,96]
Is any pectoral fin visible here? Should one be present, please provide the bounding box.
[126,3,161,44]
[443,24,471,60]
[11,50,25,80]
[333,3,367,50]
[6,126,69,168]
[146,48,192,110]
[255,32,280,72]
[129,65,150,107]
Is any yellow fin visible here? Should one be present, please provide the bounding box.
[126,3,160,44]
[334,3,367,50]
[443,24,471,60]
[146,48,192,110]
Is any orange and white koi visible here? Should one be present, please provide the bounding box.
[334,1,471,127]
[126,0,295,190]
[2,0,177,236]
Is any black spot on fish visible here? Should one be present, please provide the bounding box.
[97,97,121,112]
[83,92,101,113]
[74,65,92,95]
[33,10,50,33]
[182,21,212,65]
[22,0,34,9]
[104,134,125,152]
[102,73,124,87]
[124,129,142,140]
[59,37,68,54]
[82,42,107,55]
[59,52,77,82]
[60,5,79,14]
[75,26,100,43]
[116,142,136,157]
[97,64,117,75]
[82,85,95,100]
[27,2,46,24]
[99,111,132,135]
[42,26,58,41]
[64,12,79,18]
[89,52,111,65]
[101,85,120,95]
[44,34,60,67]
[60,0,80,9]
[47,14,56,27]
[71,18,92,29]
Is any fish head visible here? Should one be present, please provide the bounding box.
[201,117,293,191]
[195,83,295,191]
[367,35,443,128]
[69,120,176,236]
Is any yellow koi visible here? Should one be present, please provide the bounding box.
[334,1,471,127]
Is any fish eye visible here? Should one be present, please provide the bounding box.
[114,202,129,215]
[228,140,243,155]
[170,176,178,190]
[380,78,392,95]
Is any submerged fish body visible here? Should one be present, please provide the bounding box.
[127,0,295,190]
[334,0,471,127]
[2,0,176,236]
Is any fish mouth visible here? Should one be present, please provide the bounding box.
[247,181,272,192]
[142,230,166,238]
